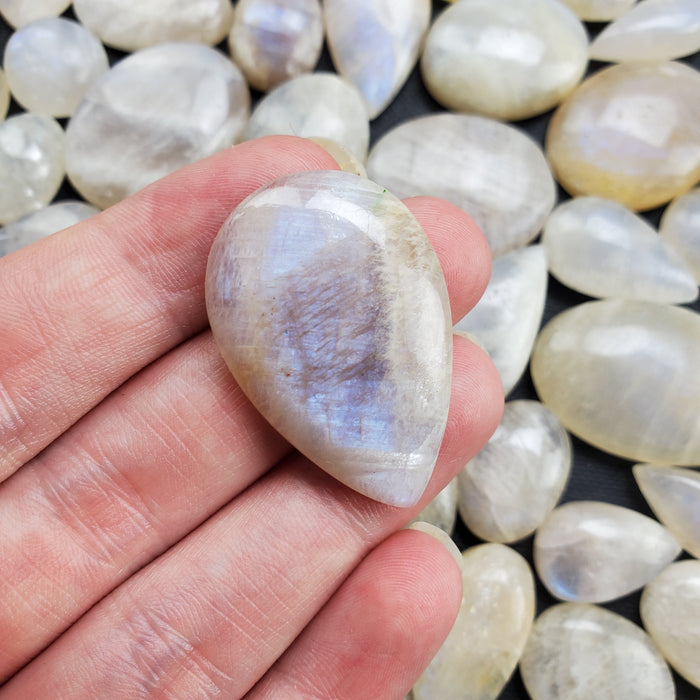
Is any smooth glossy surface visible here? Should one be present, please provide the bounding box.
[0,67,8,120]
[559,0,637,20]
[0,0,71,28]
[520,603,675,700]
[205,171,452,507]
[531,300,700,465]
[458,401,571,543]
[4,18,109,117]
[660,187,700,282]
[229,0,323,92]
[367,114,556,256]
[66,43,250,210]
[543,196,698,303]
[422,0,588,121]
[547,61,700,211]
[325,0,430,119]
[410,478,458,534]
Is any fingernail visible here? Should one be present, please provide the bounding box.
[408,521,463,571]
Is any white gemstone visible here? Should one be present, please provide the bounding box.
[324,0,431,119]
[534,501,681,603]
[73,0,234,52]
[4,18,109,118]
[0,200,99,256]
[0,0,71,28]
[458,400,572,543]
[0,113,64,225]
[660,187,700,283]
[412,544,535,700]
[65,43,250,210]
[543,196,698,304]
[229,0,323,92]
[0,67,9,120]
[240,72,369,163]
[520,603,675,700]
[455,245,547,395]
[421,0,588,121]
[367,114,556,256]
[559,0,637,21]
[590,0,700,63]
[410,478,458,534]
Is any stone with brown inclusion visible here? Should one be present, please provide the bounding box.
[205,171,452,507]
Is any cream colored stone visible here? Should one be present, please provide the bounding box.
[421,0,588,121]
[412,544,535,700]
[409,479,458,534]
[543,196,698,304]
[660,188,700,283]
[367,114,556,256]
[641,559,700,689]
[520,603,675,700]
[309,138,367,177]
[559,0,637,20]
[407,522,463,570]
[531,300,700,464]
[546,61,700,211]
[0,68,9,120]
[325,0,430,119]
[0,0,71,28]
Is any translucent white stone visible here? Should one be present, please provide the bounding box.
[65,43,250,210]
[4,18,109,118]
[0,200,99,256]
[228,0,323,92]
[367,114,557,256]
[205,171,452,508]
[543,196,698,304]
[531,300,700,465]
[455,246,547,395]
[547,61,700,211]
[559,0,637,21]
[324,0,431,119]
[590,0,700,63]
[73,0,234,52]
[534,501,681,603]
[520,603,675,700]
[0,68,9,120]
[412,544,535,700]
[0,0,71,28]
[660,188,700,283]
[458,401,571,544]
[421,0,588,121]
[641,559,700,689]
[409,478,458,534]
[0,113,64,225]
[634,464,700,559]
[240,73,369,163]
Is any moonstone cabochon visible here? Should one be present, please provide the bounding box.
[0,0,71,28]
[660,187,700,282]
[65,43,250,210]
[531,299,700,465]
[0,68,8,120]
[205,171,453,508]
[559,0,637,21]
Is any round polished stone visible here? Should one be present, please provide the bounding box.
[205,171,452,507]
[4,18,109,117]
[73,0,234,52]
[0,67,9,120]
[66,43,250,210]
[0,0,71,28]
[410,478,458,534]
[0,113,64,225]
[229,0,323,92]
[421,0,588,121]
[547,61,700,211]
[660,187,700,282]
[367,114,556,256]
[559,0,637,20]
[531,299,700,465]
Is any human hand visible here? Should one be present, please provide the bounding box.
[0,136,502,699]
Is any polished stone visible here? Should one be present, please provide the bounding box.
[531,300,700,464]
[66,43,250,210]
[634,464,700,559]
[205,171,452,507]
[309,138,367,177]
[458,400,571,543]
[547,61,700,211]
[455,246,547,395]
[660,188,700,282]
[241,73,369,163]
[641,559,700,689]
[534,501,681,603]
[543,196,698,304]
[73,0,234,52]
[0,0,71,28]
[367,114,556,256]
[0,113,64,225]
[0,68,8,120]
[520,603,675,700]
[590,0,700,63]
[325,0,430,119]
[413,544,535,700]
[559,0,637,20]
[4,18,109,118]
[409,478,458,534]
[229,0,323,92]
[421,0,588,121]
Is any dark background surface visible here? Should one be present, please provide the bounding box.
[1,2,699,698]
